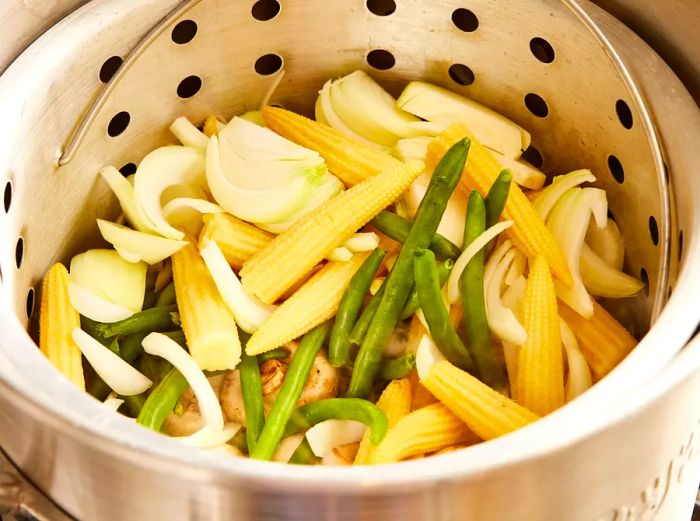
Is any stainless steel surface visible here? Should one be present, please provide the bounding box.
[0,0,699,520]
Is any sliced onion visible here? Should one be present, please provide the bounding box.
[305,420,367,458]
[199,240,274,333]
[179,422,241,449]
[416,334,446,379]
[580,244,644,298]
[99,166,155,232]
[103,395,125,412]
[162,197,222,237]
[502,340,520,390]
[586,217,625,270]
[154,262,173,293]
[447,221,514,303]
[273,434,305,463]
[505,249,527,287]
[68,283,134,323]
[327,247,353,262]
[73,328,152,395]
[560,318,593,401]
[484,248,527,345]
[483,240,512,287]
[533,169,596,221]
[491,151,546,191]
[97,219,188,265]
[344,232,380,252]
[393,136,432,162]
[170,117,209,149]
[142,333,224,431]
[133,146,207,240]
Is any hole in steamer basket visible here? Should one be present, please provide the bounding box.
[524,93,549,118]
[3,181,11,213]
[366,49,395,70]
[366,0,396,16]
[15,237,24,269]
[640,267,650,296]
[452,8,479,32]
[252,0,281,21]
[171,20,198,44]
[648,216,659,246]
[255,53,283,75]
[448,64,475,86]
[615,99,634,130]
[530,37,555,64]
[608,154,624,184]
[119,163,137,176]
[99,56,123,83]
[107,112,131,138]
[521,146,544,169]
[177,75,203,99]
[26,287,35,320]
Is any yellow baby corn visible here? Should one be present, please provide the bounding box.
[408,368,439,411]
[39,263,85,390]
[558,299,637,381]
[427,125,572,285]
[246,253,370,355]
[513,256,565,415]
[241,160,423,304]
[199,213,273,270]
[355,378,412,464]
[172,242,241,370]
[203,115,224,137]
[261,106,402,186]
[423,361,539,440]
[368,403,479,464]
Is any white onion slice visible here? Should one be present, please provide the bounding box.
[393,136,432,162]
[103,394,125,412]
[97,219,188,265]
[483,240,512,287]
[170,117,209,149]
[73,328,152,395]
[484,249,527,345]
[533,169,596,221]
[447,221,513,303]
[580,244,644,298]
[99,166,155,232]
[199,240,274,333]
[344,232,380,252]
[143,333,224,431]
[502,340,520,389]
[560,318,593,401]
[491,151,546,191]
[162,197,222,236]
[179,422,241,449]
[68,283,135,323]
[327,247,353,262]
[305,420,367,458]
[416,334,446,380]
[505,249,527,287]
[273,434,306,463]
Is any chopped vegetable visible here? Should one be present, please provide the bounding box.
[257,347,290,364]
[39,264,85,390]
[348,278,386,347]
[585,217,625,270]
[399,258,453,320]
[560,318,593,401]
[98,166,154,232]
[203,115,225,137]
[580,244,644,298]
[305,420,368,458]
[347,140,470,398]
[97,220,188,265]
[137,367,188,431]
[199,213,273,270]
[490,151,546,190]
[170,116,209,149]
[95,305,178,338]
[239,352,265,453]
[88,332,149,400]
[380,353,417,380]
[240,159,423,304]
[533,169,596,221]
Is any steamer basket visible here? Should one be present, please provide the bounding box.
[0,0,699,520]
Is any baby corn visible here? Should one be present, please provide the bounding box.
[427,125,571,285]
[423,361,539,440]
[246,253,370,355]
[261,106,402,186]
[558,299,637,380]
[514,256,565,415]
[199,213,273,269]
[172,242,241,370]
[39,263,85,390]
[241,160,423,304]
[368,403,479,464]
[355,378,412,464]
[408,368,439,410]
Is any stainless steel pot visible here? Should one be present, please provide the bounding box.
[0,0,699,519]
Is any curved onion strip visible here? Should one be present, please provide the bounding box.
[200,240,274,333]
[416,334,446,380]
[97,219,188,265]
[68,283,135,323]
[72,329,152,395]
[484,249,527,345]
[103,395,125,412]
[327,247,353,262]
[273,434,306,463]
[586,218,625,270]
[170,117,209,149]
[134,146,206,240]
[99,166,155,233]
[560,318,593,401]
[533,169,596,222]
[179,422,241,449]
[505,249,527,287]
[447,220,513,304]
[483,240,512,287]
[393,136,432,163]
[580,244,644,298]
[306,420,367,458]
[502,340,520,390]
[344,232,380,252]
[142,333,224,431]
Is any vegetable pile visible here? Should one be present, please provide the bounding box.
[38,70,642,464]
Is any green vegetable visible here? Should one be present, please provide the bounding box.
[80,316,112,347]
[347,139,470,398]
[120,393,146,418]
[96,305,179,338]
[399,259,453,320]
[371,210,461,260]
[88,332,148,400]
[288,438,320,465]
[347,279,386,347]
[413,249,475,371]
[285,398,388,445]
[257,347,290,364]
[484,170,512,253]
[162,330,187,348]
[230,429,249,454]
[239,352,265,453]
[155,282,176,307]
[379,353,416,380]
[250,322,331,460]
[136,367,188,431]
[461,191,507,391]
[142,290,159,310]
[329,248,385,367]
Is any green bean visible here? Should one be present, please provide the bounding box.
[347,139,471,398]
[461,191,507,391]
[414,249,475,372]
[485,170,513,253]
[80,316,112,347]
[347,280,386,346]
[120,393,146,418]
[250,322,331,460]
[329,248,385,367]
[137,367,188,431]
[284,398,388,445]
[155,282,176,307]
[379,353,416,380]
[371,210,461,260]
[142,290,159,310]
[96,305,179,338]
[258,347,290,364]
[162,330,187,348]
[139,354,173,383]
[88,332,149,400]
[288,438,320,465]
[399,259,453,320]
[239,352,265,453]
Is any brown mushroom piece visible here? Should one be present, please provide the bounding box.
[162,374,226,437]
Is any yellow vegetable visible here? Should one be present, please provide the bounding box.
[355,378,412,464]
[423,360,539,440]
[199,213,273,270]
[261,106,402,186]
[513,256,565,415]
[39,263,85,390]
[203,115,224,137]
[427,124,572,285]
[368,403,479,464]
[172,242,241,370]
[558,299,637,381]
[246,253,370,355]
[241,160,423,304]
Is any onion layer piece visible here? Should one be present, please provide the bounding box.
[97,220,188,265]
[305,419,367,457]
